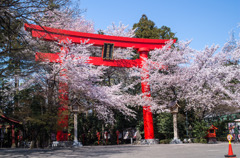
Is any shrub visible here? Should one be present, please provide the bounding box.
[192,120,208,139]
[193,138,200,143]
[199,138,207,144]
[217,137,228,142]
[159,139,171,144]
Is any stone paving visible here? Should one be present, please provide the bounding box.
[0,142,240,158]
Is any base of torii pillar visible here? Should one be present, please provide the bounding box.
[141,139,159,145]
[141,106,159,145]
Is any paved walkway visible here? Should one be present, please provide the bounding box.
[0,142,239,158]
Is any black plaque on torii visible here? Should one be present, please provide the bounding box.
[102,43,114,60]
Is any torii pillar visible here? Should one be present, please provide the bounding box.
[24,23,175,143]
[139,48,154,140]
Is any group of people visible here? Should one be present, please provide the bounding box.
[229,125,239,143]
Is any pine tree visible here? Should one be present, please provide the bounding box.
[133,14,178,40]
[133,14,160,39]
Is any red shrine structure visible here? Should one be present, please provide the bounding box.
[0,110,22,148]
[24,23,175,142]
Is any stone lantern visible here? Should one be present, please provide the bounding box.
[168,101,182,144]
[70,99,83,147]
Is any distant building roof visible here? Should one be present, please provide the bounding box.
[0,111,22,125]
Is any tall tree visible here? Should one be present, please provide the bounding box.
[133,14,178,40]
[0,0,73,115]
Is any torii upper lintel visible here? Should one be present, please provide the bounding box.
[24,23,171,50]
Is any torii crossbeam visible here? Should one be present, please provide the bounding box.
[25,23,174,142]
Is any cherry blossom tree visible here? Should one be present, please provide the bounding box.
[127,33,240,116]
[57,41,136,122]
[36,9,95,33]
[21,13,138,123]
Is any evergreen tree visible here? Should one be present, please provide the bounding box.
[133,14,160,39]
[0,0,72,115]
[133,14,178,40]
[159,25,178,40]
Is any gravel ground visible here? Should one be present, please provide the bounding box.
[0,142,239,158]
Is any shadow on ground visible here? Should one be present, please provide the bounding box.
[0,145,146,158]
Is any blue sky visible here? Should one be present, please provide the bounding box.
[79,0,240,50]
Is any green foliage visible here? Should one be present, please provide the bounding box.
[192,120,208,139]
[217,137,228,142]
[156,112,173,139]
[155,111,186,140]
[75,112,104,145]
[12,84,59,148]
[97,30,104,35]
[133,14,178,40]
[133,14,160,39]
[159,139,171,144]
[177,113,187,138]
[159,26,178,40]
[200,138,207,143]
[193,138,207,144]
[213,120,228,137]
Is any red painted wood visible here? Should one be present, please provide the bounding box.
[35,52,61,63]
[0,114,21,124]
[12,125,15,147]
[57,80,69,141]
[25,23,173,50]
[139,50,154,140]
[88,57,140,68]
[35,52,141,68]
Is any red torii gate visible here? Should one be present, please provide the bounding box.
[24,23,174,142]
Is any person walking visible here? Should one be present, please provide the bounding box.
[234,125,239,143]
